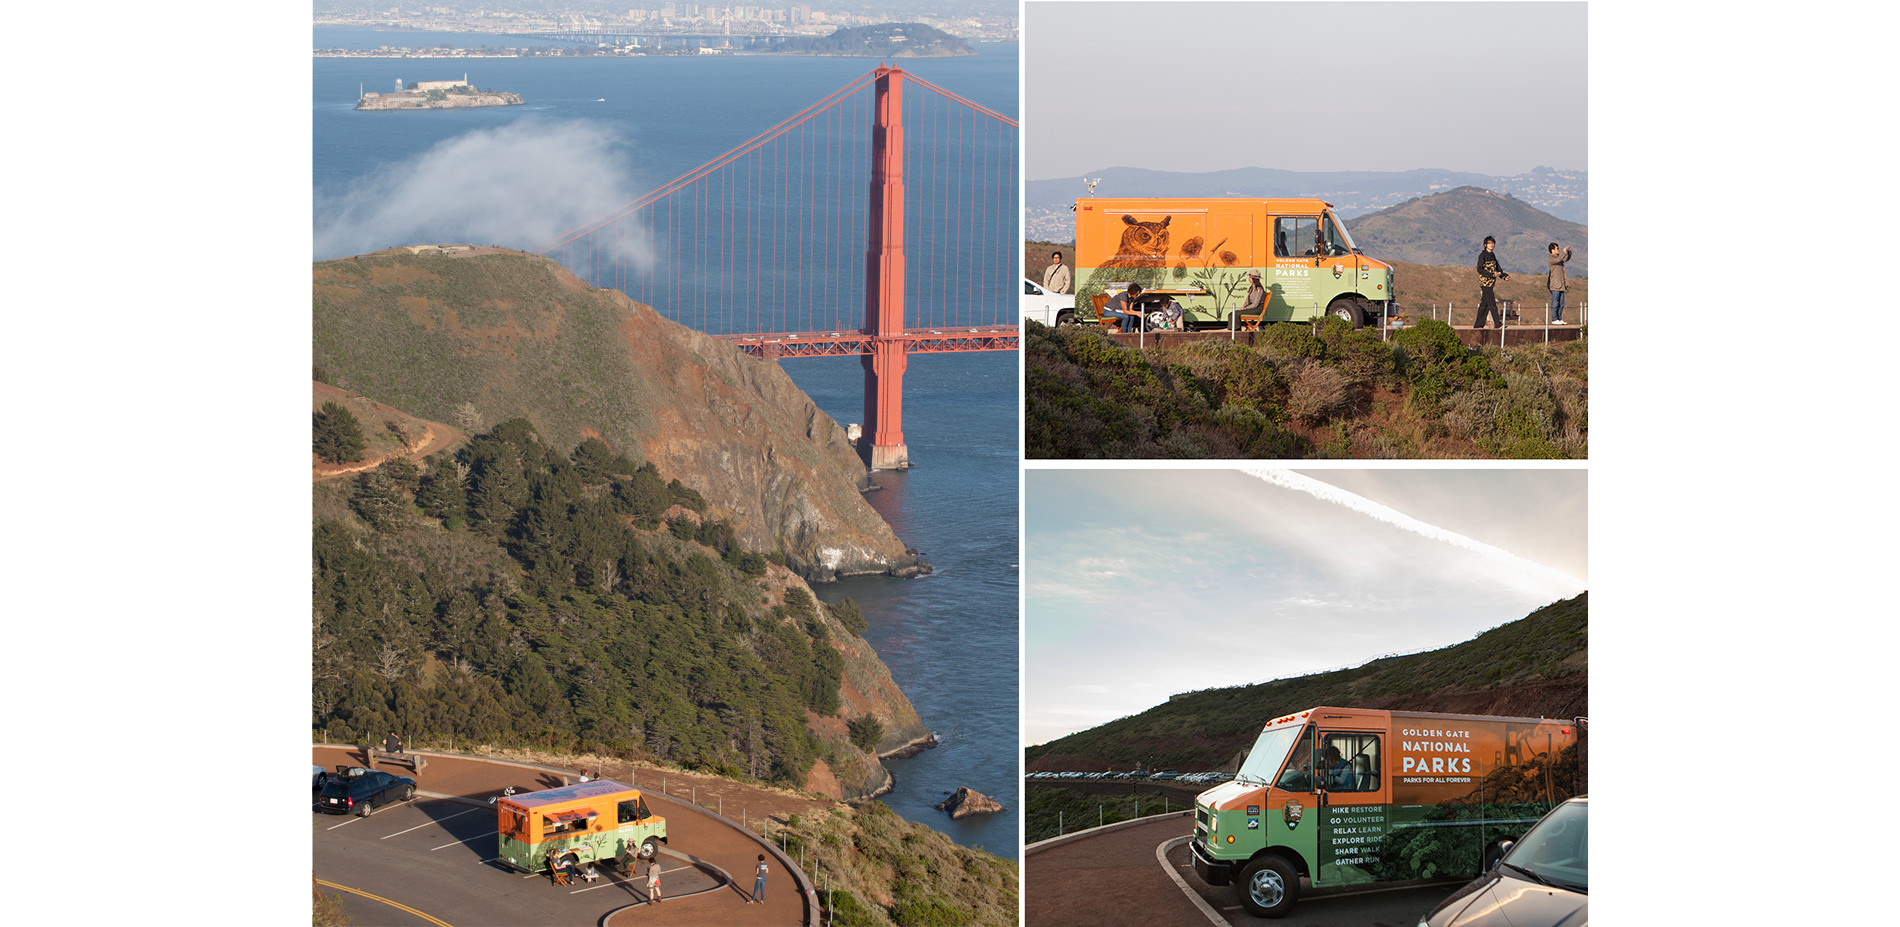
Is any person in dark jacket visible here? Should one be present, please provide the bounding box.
[1547,242,1573,323]
[1475,236,1510,329]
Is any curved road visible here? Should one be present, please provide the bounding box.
[1026,812,1463,927]
[313,746,807,926]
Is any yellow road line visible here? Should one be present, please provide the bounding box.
[315,878,454,927]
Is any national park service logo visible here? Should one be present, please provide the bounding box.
[1283,800,1304,831]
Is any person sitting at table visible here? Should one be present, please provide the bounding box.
[1101,284,1144,333]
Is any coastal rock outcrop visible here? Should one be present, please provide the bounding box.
[935,787,1005,819]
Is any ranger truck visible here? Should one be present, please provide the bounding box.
[1191,707,1584,917]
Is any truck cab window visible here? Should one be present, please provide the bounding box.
[1275,217,1320,258]
[1320,733,1381,792]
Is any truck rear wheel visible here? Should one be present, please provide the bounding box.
[1055,310,1075,327]
[1238,854,1299,918]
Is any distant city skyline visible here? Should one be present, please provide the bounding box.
[1025,1,1585,178]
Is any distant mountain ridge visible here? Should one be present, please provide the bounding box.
[1027,165,1585,237]
[1346,185,1587,278]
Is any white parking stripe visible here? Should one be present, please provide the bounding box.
[432,830,496,851]
[380,805,485,839]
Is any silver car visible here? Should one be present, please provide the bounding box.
[1419,796,1587,927]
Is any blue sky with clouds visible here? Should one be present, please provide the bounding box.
[1023,467,1586,745]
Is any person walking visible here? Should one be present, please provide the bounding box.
[1042,250,1072,294]
[1475,236,1510,330]
[1546,242,1573,323]
[646,859,663,904]
[751,854,769,904]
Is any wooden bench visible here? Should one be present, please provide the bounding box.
[369,748,426,772]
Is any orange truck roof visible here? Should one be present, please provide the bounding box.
[1076,196,1338,214]
[498,779,641,815]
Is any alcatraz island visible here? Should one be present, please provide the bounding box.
[355,76,523,111]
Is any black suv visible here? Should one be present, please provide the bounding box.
[317,766,417,817]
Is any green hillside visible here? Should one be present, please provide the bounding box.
[1025,316,1588,459]
[1025,593,1587,772]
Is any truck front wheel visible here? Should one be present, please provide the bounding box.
[1238,854,1299,918]
[1328,298,1366,329]
[1055,310,1076,327]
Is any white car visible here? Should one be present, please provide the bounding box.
[1023,277,1076,327]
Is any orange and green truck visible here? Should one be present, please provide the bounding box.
[496,780,667,877]
[1070,197,1395,329]
[1190,707,1584,917]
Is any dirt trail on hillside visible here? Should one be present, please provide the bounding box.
[312,382,464,482]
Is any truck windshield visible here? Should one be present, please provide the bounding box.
[1235,725,1303,784]
[1322,213,1357,256]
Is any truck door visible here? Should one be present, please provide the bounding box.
[1270,214,1323,320]
[1318,211,1360,307]
[1314,730,1387,886]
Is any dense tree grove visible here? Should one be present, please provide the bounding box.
[312,420,863,786]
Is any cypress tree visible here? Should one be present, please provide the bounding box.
[313,402,367,463]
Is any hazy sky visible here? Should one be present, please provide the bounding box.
[1023,467,1587,745]
[1025,1,1586,179]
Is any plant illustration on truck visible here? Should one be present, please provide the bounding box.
[1190,707,1584,917]
[496,780,667,878]
[1067,198,1395,330]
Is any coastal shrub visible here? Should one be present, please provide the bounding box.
[1285,360,1359,424]
[823,889,881,927]
[1258,321,1326,361]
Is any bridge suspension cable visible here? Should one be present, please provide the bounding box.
[535,67,1018,342]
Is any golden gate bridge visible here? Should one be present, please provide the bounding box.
[536,66,1018,471]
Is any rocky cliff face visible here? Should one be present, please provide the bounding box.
[312,247,923,581]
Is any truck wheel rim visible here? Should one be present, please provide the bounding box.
[1249,869,1284,906]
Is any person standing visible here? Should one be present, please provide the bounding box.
[751,854,769,904]
[1475,236,1510,330]
[646,859,663,904]
[1546,242,1573,323]
[1042,250,1072,294]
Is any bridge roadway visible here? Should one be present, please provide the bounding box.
[722,327,1020,359]
[313,745,807,926]
[1026,811,1462,927]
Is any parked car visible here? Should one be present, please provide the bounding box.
[313,765,327,791]
[1023,277,1074,327]
[317,766,417,817]
[1418,796,1587,927]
